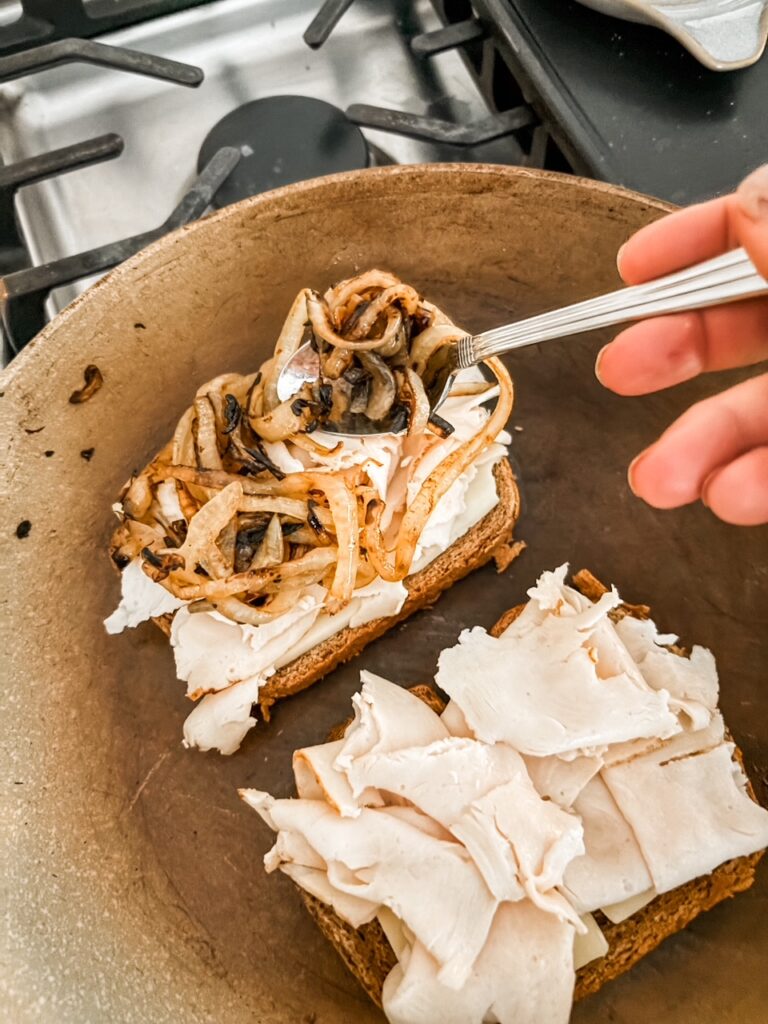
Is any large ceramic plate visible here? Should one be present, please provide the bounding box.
[580,0,768,69]
[2,165,766,1022]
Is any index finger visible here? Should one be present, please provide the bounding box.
[617,197,734,284]
[618,164,768,284]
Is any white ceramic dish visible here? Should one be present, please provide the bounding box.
[580,0,768,69]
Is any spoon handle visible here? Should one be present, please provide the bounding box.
[459,247,767,367]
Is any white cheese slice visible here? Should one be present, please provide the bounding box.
[411,446,504,570]
[602,742,768,894]
[601,888,656,925]
[154,478,186,524]
[562,775,653,914]
[381,900,575,1024]
[573,913,609,969]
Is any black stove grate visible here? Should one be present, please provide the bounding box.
[0,1,216,57]
[0,35,204,86]
[304,0,556,170]
[1,0,564,358]
[0,3,209,357]
[1,146,239,358]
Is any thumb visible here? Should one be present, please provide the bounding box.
[733,164,768,279]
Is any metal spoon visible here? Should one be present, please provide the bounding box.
[276,247,768,437]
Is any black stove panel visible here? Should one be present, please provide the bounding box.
[478,0,768,204]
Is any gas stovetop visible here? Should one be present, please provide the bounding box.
[0,0,543,356]
[1,0,764,359]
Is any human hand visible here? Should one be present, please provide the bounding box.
[596,165,768,526]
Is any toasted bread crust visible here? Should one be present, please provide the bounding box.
[299,570,766,1007]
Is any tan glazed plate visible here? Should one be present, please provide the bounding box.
[2,165,767,1023]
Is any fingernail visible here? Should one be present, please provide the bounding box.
[594,344,609,384]
[627,452,646,496]
[736,164,768,222]
[616,243,627,272]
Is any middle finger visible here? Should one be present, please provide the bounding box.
[596,298,768,396]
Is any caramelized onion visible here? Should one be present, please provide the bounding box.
[208,597,276,626]
[162,546,338,600]
[347,284,420,339]
[193,395,223,471]
[392,358,512,577]
[402,367,430,438]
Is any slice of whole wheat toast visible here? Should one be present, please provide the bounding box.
[298,570,766,1007]
[153,458,523,719]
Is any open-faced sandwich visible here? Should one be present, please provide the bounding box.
[105,271,521,753]
[241,565,768,1024]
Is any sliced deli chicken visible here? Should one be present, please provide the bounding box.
[602,741,768,894]
[435,568,681,757]
[243,565,768,1024]
[381,901,575,1024]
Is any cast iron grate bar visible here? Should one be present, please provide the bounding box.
[526,124,549,168]
[0,133,124,194]
[0,1,213,58]
[410,18,485,57]
[1,146,240,354]
[303,0,356,49]
[0,37,203,86]
[346,103,535,146]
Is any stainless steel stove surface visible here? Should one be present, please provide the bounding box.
[0,0,523,315]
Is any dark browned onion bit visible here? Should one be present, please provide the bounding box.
[235,525,267,572]
[69,364,104,404]
[234,519,305,572]
[389,402,410,434]
[227,417,286,480]
[344,299,371,334]
[427,412,455,438]
[307,499,333,543]
[222,394,242,434]
[165,518,188,547]
[241,442,286,480]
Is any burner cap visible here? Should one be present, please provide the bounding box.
[197,96,370,207]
